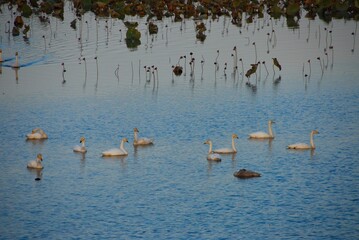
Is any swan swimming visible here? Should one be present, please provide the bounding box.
[27,153,44,169]
[249,120,275,139]
[73,137,87,153]
[213,134,239,154]
[204,140,221,161]
[287,130,319,150]
[102,137,129,156]
[26,128,48,140]
[133,128,154,146]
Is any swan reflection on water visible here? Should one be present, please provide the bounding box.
[27,167,43,181]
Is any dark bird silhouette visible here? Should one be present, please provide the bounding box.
[272,58,281,71]
[245,63,258,78]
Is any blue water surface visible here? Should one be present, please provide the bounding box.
[0,2,359,239]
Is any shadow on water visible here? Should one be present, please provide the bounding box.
[102,155,128,169]
[25,139,48,145]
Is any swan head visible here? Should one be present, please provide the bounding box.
[312,130,319,135]
[269,120,275,124]
[122,138,129,143]
[134,128,139,133]
[232,134,239,139]
[204,139,211,145]
[80,137,85,143]
[37,153,43,161]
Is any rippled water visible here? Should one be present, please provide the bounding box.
[1,2,359,239]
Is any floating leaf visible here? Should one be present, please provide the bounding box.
[12,26,20,36]
[286,2,300,16]
[270,5,282,19]
[286,16,299,28]
[196,31,206,42]
[21,4,33,18]
[126,27,141,40]
[124,21,138,29]
[23,24,30,35]
[125,38,141,49]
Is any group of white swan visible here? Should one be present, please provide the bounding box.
[204,134,239,161]
[26,128,154,168]
[204,120,319,161]
[25,122,319,168]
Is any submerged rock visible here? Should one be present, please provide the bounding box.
[233,169,261,179]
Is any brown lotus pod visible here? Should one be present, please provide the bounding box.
[14,16,24,28]
[173,66,183,76]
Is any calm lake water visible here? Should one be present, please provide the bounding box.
[1,2,359,239]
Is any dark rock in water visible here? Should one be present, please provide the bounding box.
[233,169,261,179]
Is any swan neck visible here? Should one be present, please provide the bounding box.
[232,138,237,152]
[120,140,127,153]
[134,132,138,141]
[310,132,315,148]
[268,122,273,137]
[208,141,213,154]
[81,141,85,147]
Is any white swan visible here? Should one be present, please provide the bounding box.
[213,134,239,154]
[204,140,221,161]
[287,130,319,150]
[27,154,44,169]
[73,137,87,153]
[249,120,275,139]
[133,128,154,146]
[26,128,48,140]
[102,137,129,156]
